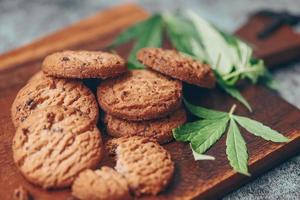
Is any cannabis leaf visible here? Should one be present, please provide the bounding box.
[108,11,277,109]
[187,11,236,75]
[163,12,207,60]
[174,100,289,175]
[108,18,149,49]
[226,119,249,175]
[173,120,216,142]
[191,118,229,154]
[217,76,252,111]
[183,98,228,119]
[109,14,164,69]
[234,116,289,142]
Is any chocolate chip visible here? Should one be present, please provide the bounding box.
[25,99,35,109]
[62,57,70,61]
[53,127,64,133]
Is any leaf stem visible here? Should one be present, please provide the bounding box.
[222,67,257,80]
[215,53,221,72]
[228,104,237,116]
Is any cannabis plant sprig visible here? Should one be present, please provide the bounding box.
[108,11,276,111]
[173,99,289,175]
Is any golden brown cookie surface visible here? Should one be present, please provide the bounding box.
[12,106,103,189]
[137,48,216,88]
[42,50,127,79]
[104,108,187,144]
[11,72,98,127]
[97,70,182,121]
[108,136,174,196]
[72,167,131,200]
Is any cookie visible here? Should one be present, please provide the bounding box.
[107,136,174,196]
[12,106,103,189]
[72,167,131,200]
[104,108,187,144]
[42,50,127,79]
[11,71,98,127]
[97,70,182,121]
[137,48,216,88]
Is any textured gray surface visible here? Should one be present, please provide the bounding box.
[1,0,300,199]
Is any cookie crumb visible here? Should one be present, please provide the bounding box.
[13,186,31,200]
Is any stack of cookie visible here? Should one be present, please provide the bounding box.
[10,48,215,199]
[10,50,128,190]
[98,47,215,144]
[98,69,186,144]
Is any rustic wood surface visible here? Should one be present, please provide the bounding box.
[1,4,300,200]
[235,15,300,67]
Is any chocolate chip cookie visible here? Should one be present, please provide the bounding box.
[12,106,103,189]
[97,70,182,121]
[42,50,127,79]
[72,167,131,200]
[104,108,187,144]
[11,71,98,127]
[137,48,216,88]
[107,136,174,196]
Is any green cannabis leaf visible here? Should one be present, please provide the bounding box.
[173,100,289,175]
[234,116,289,142]
[163,12,207,60]
[183,98,228,119]
[173,120,216,142]
[226,119,249,175]
[128,15,164,69]
[191,117,229,154]
[109,14,164,69]
[107,18,149,49]
[217,76,252,111]
[108,11,277,109]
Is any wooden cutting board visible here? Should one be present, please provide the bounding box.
[1,4,300,200]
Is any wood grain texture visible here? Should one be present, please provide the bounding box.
[1,4,300,200]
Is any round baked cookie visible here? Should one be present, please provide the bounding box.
[107,136,174,196]
[97,69,182,121]
[104,108,187,144]
[11,71,98,127]
[42,50,127,79]
[72,167,132,200]
[137,48,216,88]
[12,106,103,189]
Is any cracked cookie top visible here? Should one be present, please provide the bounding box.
[104,108,187,144]
[42,50,127,79]
[137,48,215,88]
[12,106,103,189]
[11,71,98,127]
[97,69,182,121]
[107,136,174,196]
[72,167,131,200]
